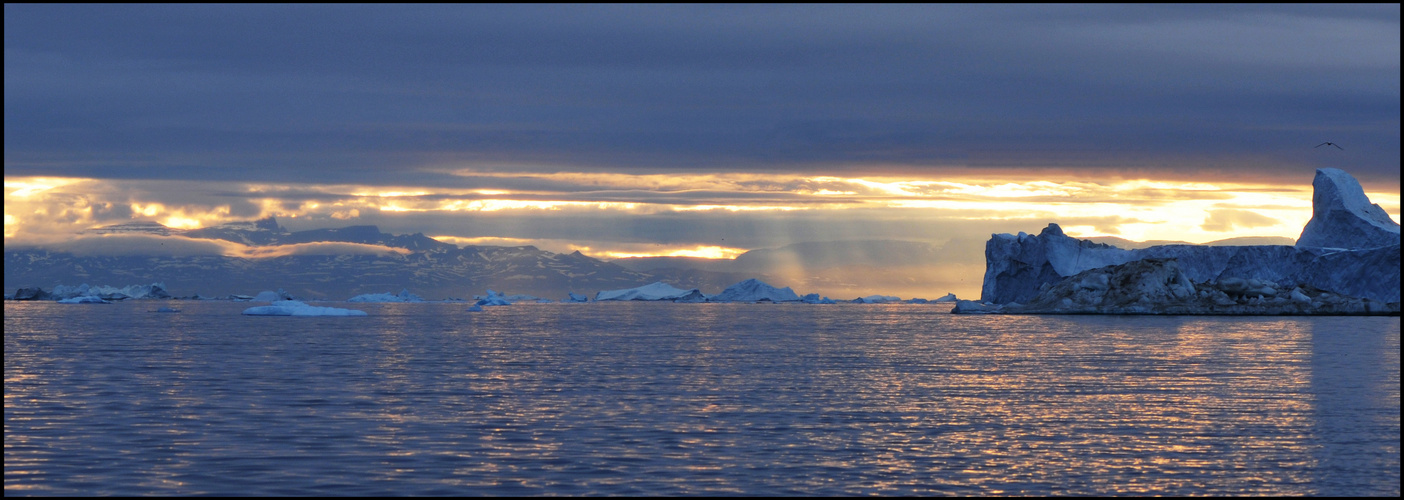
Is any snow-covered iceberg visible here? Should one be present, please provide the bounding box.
[954,258,1397,315]
[347,288,425,302]
[978,169,1400,307]
[565,292,589,303]
[1296,168,1401,249]
[594,282,704,302]
[932,293,958,303]
[242,300,368,316]
[709,278,800,303]
[799,293,837,304]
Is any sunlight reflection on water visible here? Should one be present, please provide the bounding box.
[4,301,1399,495]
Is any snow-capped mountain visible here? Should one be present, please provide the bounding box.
[9,218,759,300]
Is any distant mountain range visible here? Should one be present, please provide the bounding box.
[5,218,760,300]
[5,217,1301,301]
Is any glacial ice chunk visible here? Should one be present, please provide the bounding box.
[242,300,368,316]
[348,288,425,302]
[709,278,800,303]
[594,282,702,301]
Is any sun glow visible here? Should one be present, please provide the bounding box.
[596,245,748,260]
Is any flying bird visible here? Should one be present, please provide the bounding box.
[1315,142,1344,150]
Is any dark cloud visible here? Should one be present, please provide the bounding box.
[5,4,1399,185]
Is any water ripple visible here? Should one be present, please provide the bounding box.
[5,301,1398,495]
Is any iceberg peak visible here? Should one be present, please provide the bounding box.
[1296,168,1400,249]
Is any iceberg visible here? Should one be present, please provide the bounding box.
[50,283,171,301]
[709,278,801,303]
[252,289,295,302]
[347,288,425,302]
[594,281,703,302]
[979,169,1400,305]
[242,300,368,316]
[955,258,1397,315]
[565,292,590,303]
[57,295,111,304]
[799,293,837,304]
[474,289,513,306]
[932,293,958,303]
[852,295,901,304]
[1296,168,1401,249]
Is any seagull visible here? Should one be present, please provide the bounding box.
[1315,142,1344,150]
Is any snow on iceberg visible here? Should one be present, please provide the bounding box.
[932,293,958,303]
[709,278,800,303]
[800,293,837,304]
[242,300,368,316]
[1296,168,1401,249]
[565,292,589,303]
[594,282,703,302]
[347,288,425,302]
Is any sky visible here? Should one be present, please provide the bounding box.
[5,5,1400,285]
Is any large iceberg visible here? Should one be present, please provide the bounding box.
[242,300,368,316]
[955,258,1397,315]
[709,279,800,303]
[474,290,513,306]
[979,169,1399,306]
[595,281,705,302]
[50,283,171,301]
[1296,168,1401,249]
[348,288,425,302]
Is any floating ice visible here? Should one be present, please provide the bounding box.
[466,305,484,312]
[852,295,901,304]
[348,288,425,302]
[252,289,295,302]
[50,283,171,301]
[474,290,513,306]
[932,293,958,303]
[57,295,110,304]
[594,282,703,302]
[565,292,589,303]
[955,258,1397,315]
[799,293,837,304]
[710,279,800,303]
[242,300,368,316]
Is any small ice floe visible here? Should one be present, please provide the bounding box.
[466,305,485,312]
[151,306,181,313]
[242,300,367,316]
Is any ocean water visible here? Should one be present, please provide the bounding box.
[5,301,1398,496]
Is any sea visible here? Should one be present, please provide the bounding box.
[5,301,1399,496]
